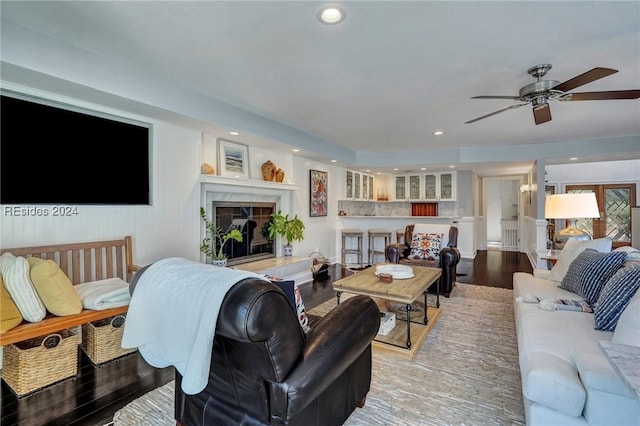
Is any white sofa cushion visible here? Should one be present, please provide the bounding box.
[547,238,612,283]
[524,352,586,417]
[612,287,640,347]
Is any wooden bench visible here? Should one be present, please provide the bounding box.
[0,236,139,346]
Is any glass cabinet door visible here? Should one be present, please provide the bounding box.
[439,172,455,201]
[362,174,368,200]
[424,173,437,200]
[395,175,406,200]
[346,171,353,199]
[354,172,361,199]
[409,175,421,200]
[368,175,374,200]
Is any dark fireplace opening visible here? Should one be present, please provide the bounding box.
[212,202,276,265]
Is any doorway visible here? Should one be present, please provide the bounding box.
[566,183,636,248]
[483,177,522,251]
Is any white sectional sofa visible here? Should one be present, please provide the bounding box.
[513,240,640,426]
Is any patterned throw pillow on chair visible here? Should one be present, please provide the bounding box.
[409,233,444,261]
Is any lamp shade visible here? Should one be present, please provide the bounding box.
[545,193,600,219]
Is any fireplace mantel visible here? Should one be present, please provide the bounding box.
[199,175,299,192]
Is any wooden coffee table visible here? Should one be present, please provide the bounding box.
[332,264,442,360]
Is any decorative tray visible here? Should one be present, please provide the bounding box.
[374,264,414,279]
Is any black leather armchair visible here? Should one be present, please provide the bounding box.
[174,278,380,426]
[385,224,460,296]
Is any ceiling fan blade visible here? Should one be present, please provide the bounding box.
[465,103,529,124]
[552,67,618,93]
[471,95,521,100]
[566,90,640,101]
[533,104,552,125]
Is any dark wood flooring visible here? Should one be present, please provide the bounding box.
[1,250,531,426]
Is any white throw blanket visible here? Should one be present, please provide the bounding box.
[121,257,268,395]
[74,277,131,310]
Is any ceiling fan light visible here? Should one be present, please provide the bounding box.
[532,97,548,109]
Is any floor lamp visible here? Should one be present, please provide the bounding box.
[545,193,600,249]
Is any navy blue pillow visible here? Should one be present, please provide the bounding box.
[270,280,296,311]
[560,249,627,305]
[594,264,640,331]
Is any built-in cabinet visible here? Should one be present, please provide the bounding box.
[392,171,456,201]
[424,171,456,201]
[393,174,422,201]
[345,170,374,200]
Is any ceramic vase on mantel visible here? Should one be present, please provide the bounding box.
[275,168,285,183]
[261,160,277,181]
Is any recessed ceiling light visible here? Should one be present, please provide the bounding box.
[433,130,444,136]
[393,168,399,171]
[317,5,346,25]
[448,165,455,168]
[292,148,300,152]
[569,157,579,161]
[229,131,239,136]
[420,167,426,170]
[331,159,337,163]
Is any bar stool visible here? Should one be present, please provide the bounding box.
[396,228,406,244]
[341,228,364,268]
[368,229,392,265]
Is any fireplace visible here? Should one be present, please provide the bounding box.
[200,175,299,262]
[212,202,275,264]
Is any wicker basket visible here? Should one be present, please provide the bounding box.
[2,329,78,397]
[81,315,136,365]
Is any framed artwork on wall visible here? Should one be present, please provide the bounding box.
[310,169,328,217]
[217,139,249,178]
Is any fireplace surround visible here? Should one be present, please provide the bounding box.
[200,175,299,263]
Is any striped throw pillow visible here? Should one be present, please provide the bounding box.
[560,249,627,305]
[594,264,640,331]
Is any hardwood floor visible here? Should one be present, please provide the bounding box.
[456,249,533,289]
[1,250,531,425]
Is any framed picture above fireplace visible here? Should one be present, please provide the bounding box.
[217,139,249,179]
[310,169,328,217]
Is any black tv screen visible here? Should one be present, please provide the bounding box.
[1,94,151,205]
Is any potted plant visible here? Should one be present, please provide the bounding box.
[199,207,243,266]
[266,210,305,256]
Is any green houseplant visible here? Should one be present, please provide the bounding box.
[199,207,243,266]
[266,210,305,256]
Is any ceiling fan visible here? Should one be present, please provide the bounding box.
[465,64,640,125]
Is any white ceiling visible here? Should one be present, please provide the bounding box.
[1,1,639,176]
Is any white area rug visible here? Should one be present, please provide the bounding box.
[112,283,525,425]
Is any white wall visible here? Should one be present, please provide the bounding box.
[290,157,343,261]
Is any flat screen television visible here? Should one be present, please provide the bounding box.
[1,93,152,205]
